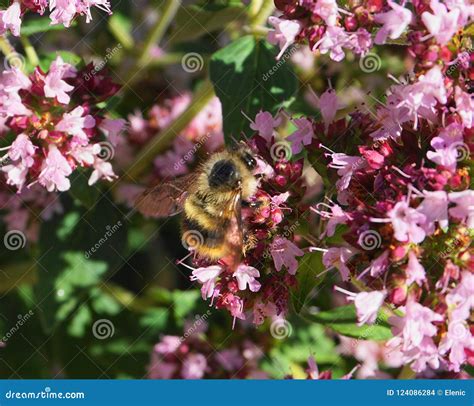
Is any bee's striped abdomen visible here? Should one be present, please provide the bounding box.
[182,193,232,259]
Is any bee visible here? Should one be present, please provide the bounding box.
[135,145,259,268]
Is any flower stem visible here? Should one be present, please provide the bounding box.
[20,36,39,67]
[119,79,215,183]
[137,0,181,68]
[250,0,274,28]
[398,364,416,379]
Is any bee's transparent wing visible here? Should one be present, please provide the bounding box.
[134,173,197,218]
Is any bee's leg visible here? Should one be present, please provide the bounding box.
[242,232,258,257]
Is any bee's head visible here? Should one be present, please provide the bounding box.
[209,160,241,189]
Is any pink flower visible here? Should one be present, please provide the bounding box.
[190,265,223,299]
[427,123,464,171]
[43,56,76,104]
[312,200,349,237]
[181,353,207,379]
[99,118,126,145]
[70,144,101,166]
[326,151,364,193]
[439,320,473,372]
[314,0,341,26]
[417,190,449,233]
[360,250,390,278]
[448,190,474,228]
[446,271,474,322]
[405,251,426,286]
[2,161,29,191]
[422,0,461,45]
[455,86,474,128]
[154,336,182,354]
[268,16,302,60]
[233,264,261,292]
[287,118,314,154]
[314,26,349,61]
[270,237,304,275]
[354,291,386,326]
[336,287,386,326]
[88,158,116,185]
[56,106,96,144]
[322,247,355,281]
[38,145,72,192]
[0,2,22,36]
[250,111,281,142]
[78,0,112,23]
[374,0,412,44]
[1,68,31,93]
[49,0,78,27]
[311,88,343,130]
[8,133,36,168]
[386,200,427,244]
[388,300,443,372]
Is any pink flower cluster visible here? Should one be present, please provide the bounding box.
[0,57,124,193]
[149,321,267,379]
[269,0,473,63]
[303,74,472,374]
[0,1,112,36]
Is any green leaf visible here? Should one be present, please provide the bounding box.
[34,195,127,333]
[139,308,169,333]
[307,304,393,341]
[210,36,297,143]
[170,4,246,44]
[171,291,201,323]
[292,252,326,313]
[67,305,92,337]
[108,13,134,50]
[21,17,74,36]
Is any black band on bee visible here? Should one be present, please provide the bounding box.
[209,160,240,188]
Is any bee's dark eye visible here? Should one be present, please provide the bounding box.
[209,160,239,188]
[241,152,256,170]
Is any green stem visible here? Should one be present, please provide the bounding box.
[250,0,274,28]
[21,36,39,67]
[248,0,264,19]
[119,79,215,183]
[398,364,416,379]
[137,0,181,68]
